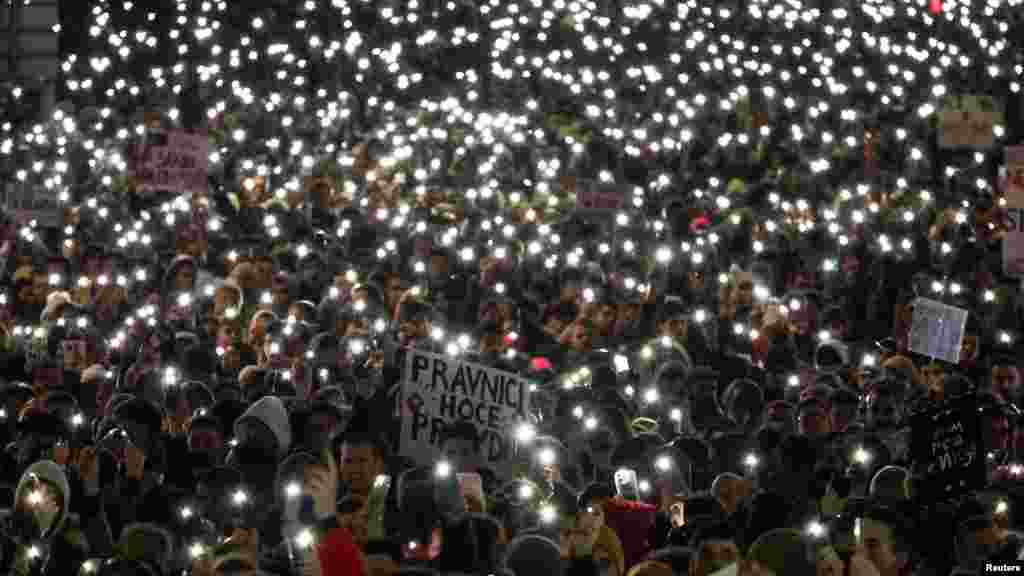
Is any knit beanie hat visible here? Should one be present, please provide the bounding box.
[746,528,815,576]
[504,534,563,576]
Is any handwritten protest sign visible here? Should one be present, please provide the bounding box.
[1003,146,1024,275]
[938,94,1001,149]
[908,298,968,364]
[400,349,531,474]
[909,396,984,502]
[128,130,210,194]
[575,179,627,213]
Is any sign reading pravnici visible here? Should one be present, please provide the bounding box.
[399,349,531,474]
[128,130,210,195]
[909,395,984,503]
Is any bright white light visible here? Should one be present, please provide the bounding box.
[655,455,672,472]
[435,460,452,478]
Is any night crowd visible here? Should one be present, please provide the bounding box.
[3,0,1024,575]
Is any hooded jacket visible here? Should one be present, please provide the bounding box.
[234,396,292,457]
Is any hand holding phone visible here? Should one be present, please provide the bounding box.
[614,468,639,501]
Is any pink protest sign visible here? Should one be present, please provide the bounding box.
[129,130,210,194]
[1003,146,1024,276]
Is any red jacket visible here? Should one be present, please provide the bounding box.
[316,526,366,576]
[603,497,658,570]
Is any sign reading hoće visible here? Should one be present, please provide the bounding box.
[1003,146,1024,275]
[129,130,210,195]
[908,297,968,364]
[909,396,984,503]
[400,349,531,473]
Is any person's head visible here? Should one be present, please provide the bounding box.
[868,466,911,502]
[690,523,740,576]
[743,528,815,576]
[711,473,747,516]
[438,513,504,574]
[991,356,1019,402]
[733,271,755,308]
[442,421,483,472]
[339,430,388,498]
[173,261,196,292]
[857,515,911,576]
[797,398,831,438]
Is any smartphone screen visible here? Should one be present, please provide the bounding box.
[614,468,640,501]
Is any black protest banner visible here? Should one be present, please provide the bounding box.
[909,395,985,503]
[399,349,531,473]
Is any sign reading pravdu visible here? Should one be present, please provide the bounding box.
[400,349,531,473]
[1003,146,1024,275]
[938,94,1001,149]
[129,130,210,194]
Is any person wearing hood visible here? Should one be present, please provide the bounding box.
[227,396,293,516]
[0,460,89,576]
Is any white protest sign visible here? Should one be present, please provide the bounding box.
[1003,146,1024,275]
[400,349,531,473]
[909,298,968,364]
[938,94,1001,149]
[129,130,210,195]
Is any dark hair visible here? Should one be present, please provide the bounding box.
[437,514,503,574]
[578,482,615,510]
[689,522,737,548]
[338,428,391,461]
[363,539,403,563]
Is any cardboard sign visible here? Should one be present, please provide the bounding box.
[1003,146,1024,275]
[399,349,531,474]
[938,94,1001,149]
[909,396,984,503]
[908,298,968,363]
[128,130,210,194]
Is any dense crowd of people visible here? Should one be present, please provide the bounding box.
[2,0,1024,575]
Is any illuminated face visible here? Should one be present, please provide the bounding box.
[688,270,706,291]
[287,303,308,323]
[992,365,1018,401]
[248,315,270,347]
[859,519,901,576]
[174,264,195,292]
[960,335,978,363]
[734,274,755,308]
[384,276,404,310]
[339,443,383,498]
[658,317,688,341]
